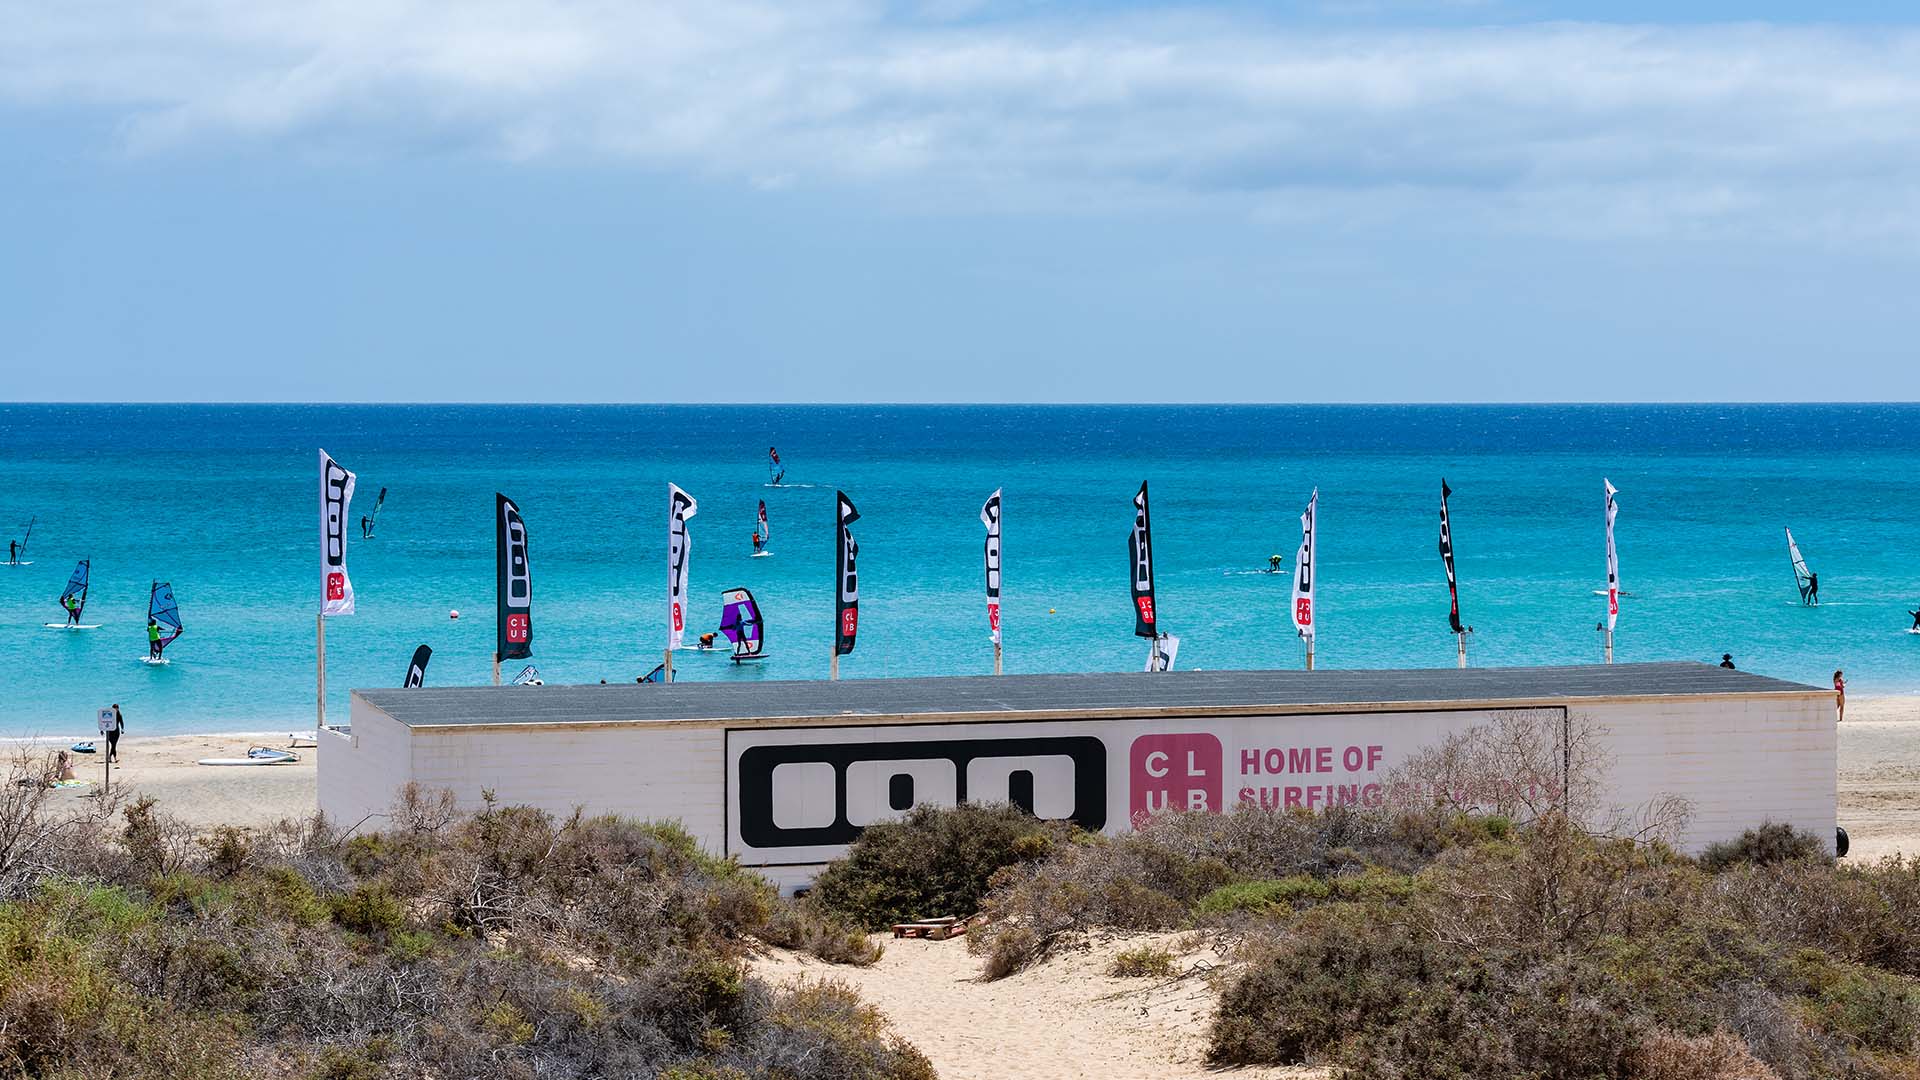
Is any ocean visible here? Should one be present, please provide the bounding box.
[2,404,1915,737]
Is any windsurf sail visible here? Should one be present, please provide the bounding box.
[1439,480,1464,634]
[719,587,766,660]
[59,560,90,620]
[17,516,33,559]
[149,581,183,655]
[768,447,784,486]
[835,491,860,656]
[1604,480,1619,633]
[1145,633,1180,672]
[369,486,388,534]
[757,500,769,543]
[1786,527,1815,604]
[403,644,432,688]
[668,484,698,650]
[511,664,541,686]
[1129,481,1158,639]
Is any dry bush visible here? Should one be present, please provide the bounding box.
[0,786,921,1080]
[1632,1030,1781,1080]
[0,748,124,898]
[1109,943,1177,978]
[1702,822,1829,872]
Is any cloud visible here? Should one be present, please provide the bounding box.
[5,2,1920,240]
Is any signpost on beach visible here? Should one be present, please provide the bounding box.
[97,707,114,795]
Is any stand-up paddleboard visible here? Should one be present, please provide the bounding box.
[197,747,300,766]
[44,623,102,630]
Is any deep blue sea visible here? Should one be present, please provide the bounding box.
[3,404,1916,736]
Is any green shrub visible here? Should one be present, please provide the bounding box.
[1109,944,1177,978]
[809,803,1068,931]
[330,883,407,935]
[1701,821,1829,872]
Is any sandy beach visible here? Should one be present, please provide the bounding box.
[13,732,319,830]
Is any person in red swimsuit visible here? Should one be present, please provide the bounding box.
[1833,670,1846,723]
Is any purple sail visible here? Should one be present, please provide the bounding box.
[718,587,766,661]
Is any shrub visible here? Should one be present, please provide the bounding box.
[1109,944,1177,978]
[1630,1030,1780,1080]
[758,900,883,966]
[809,803,1068,930]
[1701,823,1829,872]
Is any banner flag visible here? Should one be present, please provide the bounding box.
[496,493,532,660]
[835,491,861,656]
[319,449,356,616]
[982,489,1002,644]
[1439,479,1464,634]
[668,484,698,650]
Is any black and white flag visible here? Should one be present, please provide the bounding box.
[319,449,356,616]
[835,491,860,656]
[668,484,698,650]
[496,493,532,660]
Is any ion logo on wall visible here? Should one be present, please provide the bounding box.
[725,709,1555,867]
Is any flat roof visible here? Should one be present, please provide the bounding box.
[352,662,1824,730]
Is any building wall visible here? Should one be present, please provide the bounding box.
[319,689,1837,892]
[316,703,415,829]
[1585,695,1836,851]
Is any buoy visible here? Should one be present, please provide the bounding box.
[449,609,460,620]
[1048,608,1056,614]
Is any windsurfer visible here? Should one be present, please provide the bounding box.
[1806,572,1819,606]
[147,619,162,659]
[63,593,81,626]
[6,540,14,565]
[698,632,717,650]
[752,531,765,554]
[1268,554,1283,573]
[361,514,372,539]
[1909,609,1920,630]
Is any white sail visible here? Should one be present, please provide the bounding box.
[1785,526,1814,603]
[1603,480,1618,634]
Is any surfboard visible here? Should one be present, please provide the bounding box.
[751,551,774,558]
[2,561,33,566]
[197,747,299,766]
[43,623,102,630]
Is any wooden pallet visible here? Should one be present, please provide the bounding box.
[891,916,970,940]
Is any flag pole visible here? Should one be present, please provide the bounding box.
[831,652,839,681]
[664,648,674,684]
[1305,634,1315,671]
[492,652,501,686]
[1456,631,1468,669]
[1604,629,1613,665]
[316,614,327,729]
[994,639,1002,676]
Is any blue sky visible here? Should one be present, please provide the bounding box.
[3,1,1917,403]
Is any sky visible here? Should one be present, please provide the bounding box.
[2,0,1918,403]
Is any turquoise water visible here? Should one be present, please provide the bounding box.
[3,404,1916,736]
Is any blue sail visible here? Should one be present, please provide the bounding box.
[149,580,183,653]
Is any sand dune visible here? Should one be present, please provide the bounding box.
[755,931,1327,1080]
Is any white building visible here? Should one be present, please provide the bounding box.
[319,662,1836,891]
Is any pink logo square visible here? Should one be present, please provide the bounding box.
[1129,733,1222,820]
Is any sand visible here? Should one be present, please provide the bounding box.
[1836,695,1920,862]
[10,733,318,830]
[755,931,1327,1080]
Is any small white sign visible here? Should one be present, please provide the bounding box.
[97,707,116,735]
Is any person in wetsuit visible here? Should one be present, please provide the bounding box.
[1268,554,1283,573]
[6,540,14,565]
[1806,572,1819,606]
[1909,609,1920,630]
[361,514,372,539]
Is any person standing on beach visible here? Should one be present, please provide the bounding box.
[107,704,124,763]
[1834,670,1846,723]
[1721,654,1736,669]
